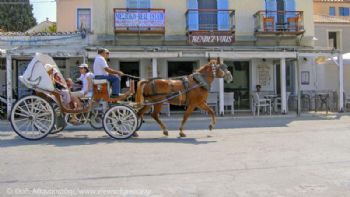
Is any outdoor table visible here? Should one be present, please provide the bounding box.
[315,93,330,114]
[264,95,278,112]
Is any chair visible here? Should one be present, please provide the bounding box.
[206,92,218,115]
[287,16,300,32]
[224,92,235,115]
[274,92,291,113]
[263,17,274,32]
[344,94,350,112]
[161,102,171,117]
[251,93,271,116]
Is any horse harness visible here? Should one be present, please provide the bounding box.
[144,64,223,105]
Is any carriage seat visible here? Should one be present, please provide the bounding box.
[93,79,108,85]
[93,79,112,95]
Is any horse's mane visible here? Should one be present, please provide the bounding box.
[196,60,217,72]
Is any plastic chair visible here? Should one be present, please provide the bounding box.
[206,92,218,115]
[252,93,271,116]
[274,92,291,113]
[224,92,235,115]
[263,17,274,32]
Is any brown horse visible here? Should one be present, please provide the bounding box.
[135,58,233,137]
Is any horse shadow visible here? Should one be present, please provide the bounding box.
[0,130,217,148]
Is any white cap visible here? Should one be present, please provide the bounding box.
[78,63,88,68]
[44,64,53,71]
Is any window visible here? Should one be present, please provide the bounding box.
[127,0,150,8]
[339,7,349,16]
[328,31,341,49]
[198,0,217,30]
[329,7,336,16]
[77,9,91,31]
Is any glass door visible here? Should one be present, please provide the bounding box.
[224,61,250,110]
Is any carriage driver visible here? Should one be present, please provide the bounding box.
[93,48,124,98]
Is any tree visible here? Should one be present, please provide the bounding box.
[0,0,37,32]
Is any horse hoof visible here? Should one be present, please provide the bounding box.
[179,133,186,138]
[132,132,139,137]
[163,131,168,136]
[209,125,214,131]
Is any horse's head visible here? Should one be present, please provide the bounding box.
[208,58,233,83]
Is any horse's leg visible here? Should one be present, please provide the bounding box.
[151,104,169,136]
[198,102,216,131]
[133,105,151,137]
[179,105,196,138]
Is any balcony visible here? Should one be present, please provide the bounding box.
[114,8,165,34]
[185,9,235,45]
[254,10,304,36]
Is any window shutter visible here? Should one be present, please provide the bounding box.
[265,0,277,30]
[139,0,151,8]
[284,0,296,20]
[127,0,138,8]
[187,0,199,31]
[217,0,229,30]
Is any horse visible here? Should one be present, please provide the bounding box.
[135,58,233,137]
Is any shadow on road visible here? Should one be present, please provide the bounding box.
[0,133,216,148]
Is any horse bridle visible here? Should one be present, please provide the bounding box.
[211,63,229,78]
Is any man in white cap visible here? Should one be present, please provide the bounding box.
[71,63,94,98]
[93,48,123,98]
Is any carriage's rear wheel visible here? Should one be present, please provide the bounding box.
[90,109,103,129]
[103,105,137,139]
[50,104,66,134]
[10,95,55,140]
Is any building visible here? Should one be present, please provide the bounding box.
[1,0,346,117]
[313,0,350,105]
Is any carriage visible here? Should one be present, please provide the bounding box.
[10,54,233,140]
[10,54,142,140]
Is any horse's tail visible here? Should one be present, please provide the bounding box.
[135,80,148,104]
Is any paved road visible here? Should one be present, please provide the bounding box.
[1,116,350,197]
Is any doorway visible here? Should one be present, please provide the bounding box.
[120,62,140,90]
[224,61,250,110]
[167,61,196,111]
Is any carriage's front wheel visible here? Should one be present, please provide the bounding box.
[10,95,55,140]
[103,105,137,139]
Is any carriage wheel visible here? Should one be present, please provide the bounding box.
[10,95,55,140]
[90,109,103,129]
[103,105,137,139]
[135,116,143,131]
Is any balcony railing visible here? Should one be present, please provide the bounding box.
[254,10,304,35]
[185,9,235,32]
[114,8,165,34]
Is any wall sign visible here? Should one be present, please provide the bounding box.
[189,32,234,45]
[301,71,310,85]
[256,64,272,88]
[114,10,165,28]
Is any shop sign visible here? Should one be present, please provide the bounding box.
[189,32,234,45]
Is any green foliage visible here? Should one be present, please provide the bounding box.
[47,23,56,33]
[0,0,37,32]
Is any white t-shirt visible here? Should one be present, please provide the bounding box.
[78,72,94,95]
[93,54,109,76]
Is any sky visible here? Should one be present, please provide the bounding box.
[30,0,56,23]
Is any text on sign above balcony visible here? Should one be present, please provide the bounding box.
[114,9,165,28]
[189,32,235,45]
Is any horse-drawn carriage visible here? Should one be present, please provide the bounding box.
[10,54,140,140]
[10,54,233,140]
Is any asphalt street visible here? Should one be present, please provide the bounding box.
[1,115,350,197]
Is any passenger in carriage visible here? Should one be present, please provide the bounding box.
[45,64,82,111]
[93,48,124,98]
[71,63,94,98]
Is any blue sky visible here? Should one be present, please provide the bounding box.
[30,0,56,23]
